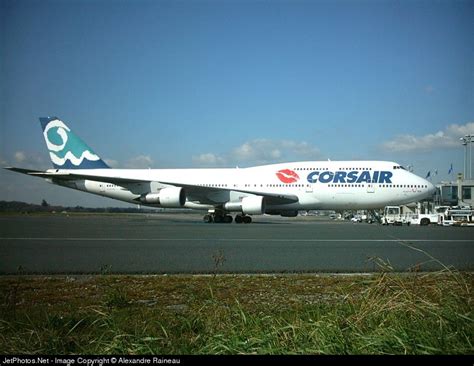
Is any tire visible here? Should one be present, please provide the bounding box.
[420,218,430,226]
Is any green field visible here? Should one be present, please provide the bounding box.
[0,270,472,355]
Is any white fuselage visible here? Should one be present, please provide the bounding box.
[51,160,436,212]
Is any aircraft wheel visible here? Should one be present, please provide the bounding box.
[203,214,213,223]
[235,215,243,224]
[224,215,233,223]
[214,215,224,223]
[243,215,252,224]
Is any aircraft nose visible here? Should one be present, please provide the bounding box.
[426,181,436,196]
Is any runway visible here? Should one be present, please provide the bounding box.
[0,213,473,273]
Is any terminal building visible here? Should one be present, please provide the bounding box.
[435,175,473,208]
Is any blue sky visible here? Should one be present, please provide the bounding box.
[1,0,473,207]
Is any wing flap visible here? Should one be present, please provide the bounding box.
[160,181,299,205]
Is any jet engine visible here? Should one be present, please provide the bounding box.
[241,196,265,215]
[139,187,186,207]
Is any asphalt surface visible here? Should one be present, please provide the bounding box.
[0,213,473,274]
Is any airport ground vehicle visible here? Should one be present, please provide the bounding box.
[438,208,474,226]
[382,206,410,225]
[408,213,439,226]
[383,205,443,226]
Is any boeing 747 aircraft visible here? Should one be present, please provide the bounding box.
[6,117,436,223]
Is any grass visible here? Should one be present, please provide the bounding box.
[0,270,472,355]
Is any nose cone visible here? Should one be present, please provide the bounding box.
[428,182,436,195]
[423,180,437,199]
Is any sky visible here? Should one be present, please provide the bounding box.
[1,0,473,207]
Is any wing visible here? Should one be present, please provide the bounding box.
[5,167,299,205]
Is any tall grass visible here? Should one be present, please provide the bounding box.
[0,269,472,354]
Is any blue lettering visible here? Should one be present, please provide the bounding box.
[333,171,347,183]
[305,170,393,184]
[319,171,334,183]
[307,171,319,183]
[379,171,393,183]
[346,171,358,183]
[356,171,371,183]
[372,171,379,183]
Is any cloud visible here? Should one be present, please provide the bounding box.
[424,85,435,94]
[192,153,226,167]
[233,139,281,162]
[14,151,27,163]
[233,139,321,164]
[446,123,474,137]
[380,122,474,153]
[12,151,46,169]
[0,155,7,166]
[124,155,154,169]
[192,139,323,167]
[104,159,119,168]
[98,155,153,169]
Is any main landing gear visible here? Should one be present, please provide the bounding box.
[203,213,252,224]
[234,214,252,224]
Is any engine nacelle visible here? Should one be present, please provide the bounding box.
[241,196,265,215]
[140,187,186,207]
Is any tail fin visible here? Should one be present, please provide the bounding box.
[40,117,110,169]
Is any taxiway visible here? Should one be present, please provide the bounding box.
[0,213,472,273]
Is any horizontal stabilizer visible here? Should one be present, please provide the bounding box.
[4,167,45,175]
[4,167,148,185]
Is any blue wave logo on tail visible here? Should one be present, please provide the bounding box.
[40,117,109,169]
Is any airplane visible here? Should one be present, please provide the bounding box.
[5,117,436,223]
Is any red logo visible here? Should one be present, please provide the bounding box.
[276,169,300,183]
